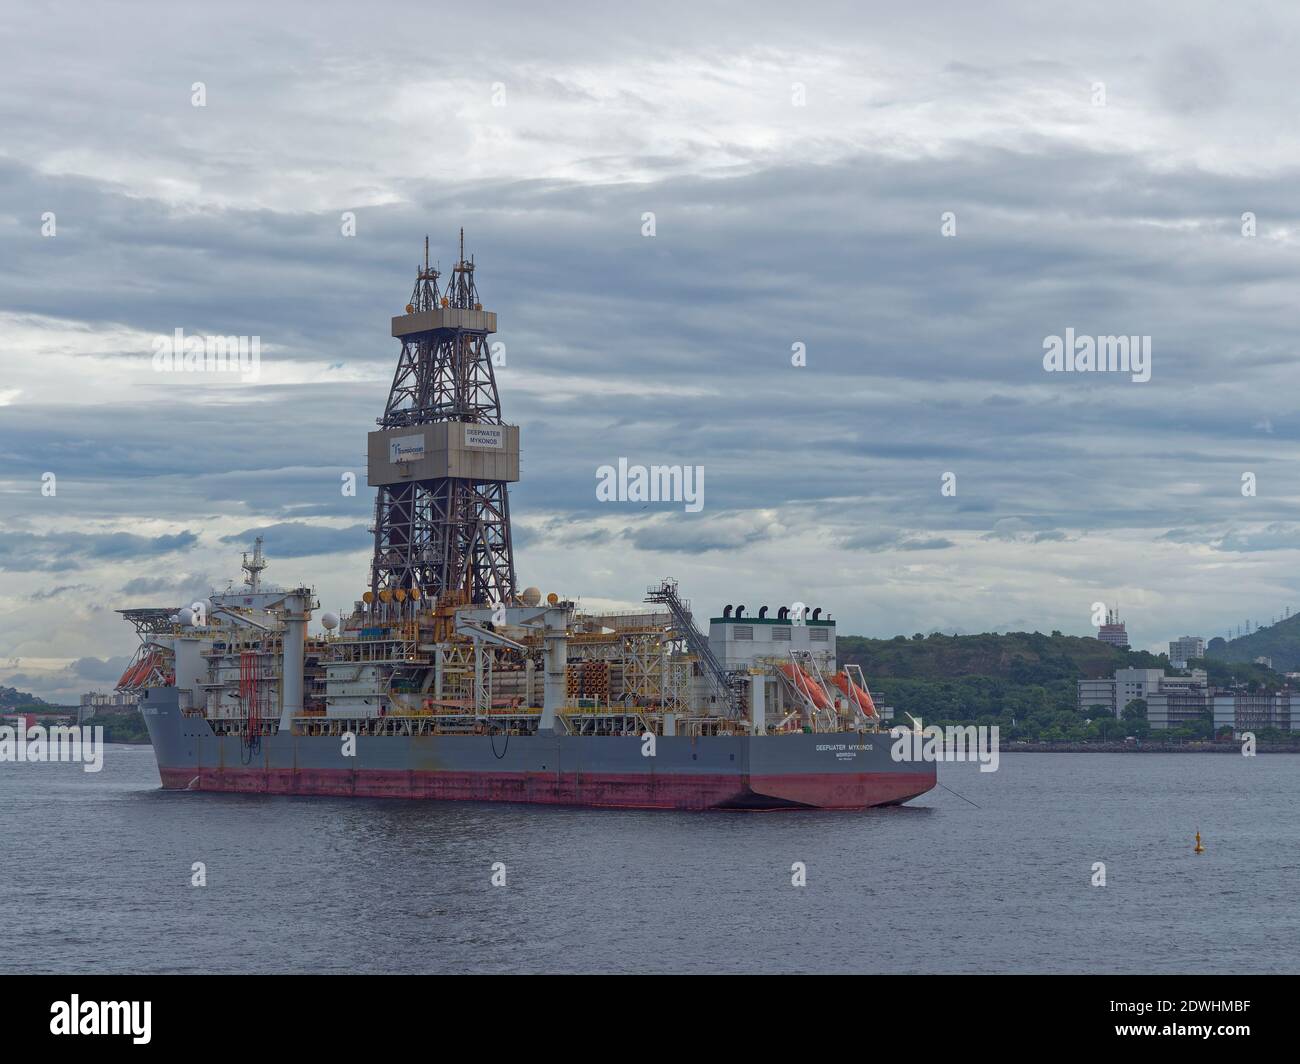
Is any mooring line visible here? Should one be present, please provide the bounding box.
[938,781,981,808]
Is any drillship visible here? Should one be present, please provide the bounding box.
[116,234,935,811]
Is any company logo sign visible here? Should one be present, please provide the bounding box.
[389,434,425,463]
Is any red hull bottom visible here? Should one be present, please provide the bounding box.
[158,767,935,811]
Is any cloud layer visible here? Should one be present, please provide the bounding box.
[4,2,1300,698]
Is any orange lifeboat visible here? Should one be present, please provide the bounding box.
[779,663,832,710]
[118,651,157,690]
[829,672,877,717]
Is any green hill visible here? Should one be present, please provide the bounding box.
[833,629,1255,741]
[0,685,49,710]
[837,630,1159,684]
[1205,613,1300,672]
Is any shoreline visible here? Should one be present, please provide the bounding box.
[1000,740,1300,753]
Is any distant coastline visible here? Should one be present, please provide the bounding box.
[1000,740,1300,753]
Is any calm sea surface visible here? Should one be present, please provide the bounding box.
[1,746,1296,973]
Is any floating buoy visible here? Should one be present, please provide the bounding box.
[1194,831,1205,854]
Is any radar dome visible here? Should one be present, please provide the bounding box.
[521,586,542,607]
[321,612,339,630]
[177,607,194,626]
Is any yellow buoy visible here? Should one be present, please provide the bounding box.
[1194,831,1205,854]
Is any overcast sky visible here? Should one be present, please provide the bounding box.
[4,1,1300,701]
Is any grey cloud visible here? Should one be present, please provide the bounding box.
[1216,525,1300,553]
[513,518,616,551]
[981,519,1072,544]
[1158,525,1300,553]
[37,583,94,598]
[0,531,197,572]
[219,523,370,558]
[65,656,132,684]
[5,2,1300,654]
[621,514,781,554]
[120,576,182,595]
[1155,46,1232,116]
[840,530,955,552]
[118,573,216,600]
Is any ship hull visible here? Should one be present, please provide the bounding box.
[140,689,935,811]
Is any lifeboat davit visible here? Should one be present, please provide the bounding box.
[829,672,878,717]
[778,663,832,709]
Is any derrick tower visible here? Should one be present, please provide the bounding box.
[368,231,519,606]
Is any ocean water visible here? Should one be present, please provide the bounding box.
[1,745,1296,974]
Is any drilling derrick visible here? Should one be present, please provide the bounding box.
[368,231,519,606]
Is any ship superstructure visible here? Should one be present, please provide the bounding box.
[116,236,934,810]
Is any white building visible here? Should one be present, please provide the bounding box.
[1212,692,1299,736]
[80,690,139,709]
[1147,688,1211,730]
[1077,668,1208,719]
[1168,636,1205,669]
[1078,678,1117,715]
[1114,668,1164,711]
[1160,669,1208,691]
